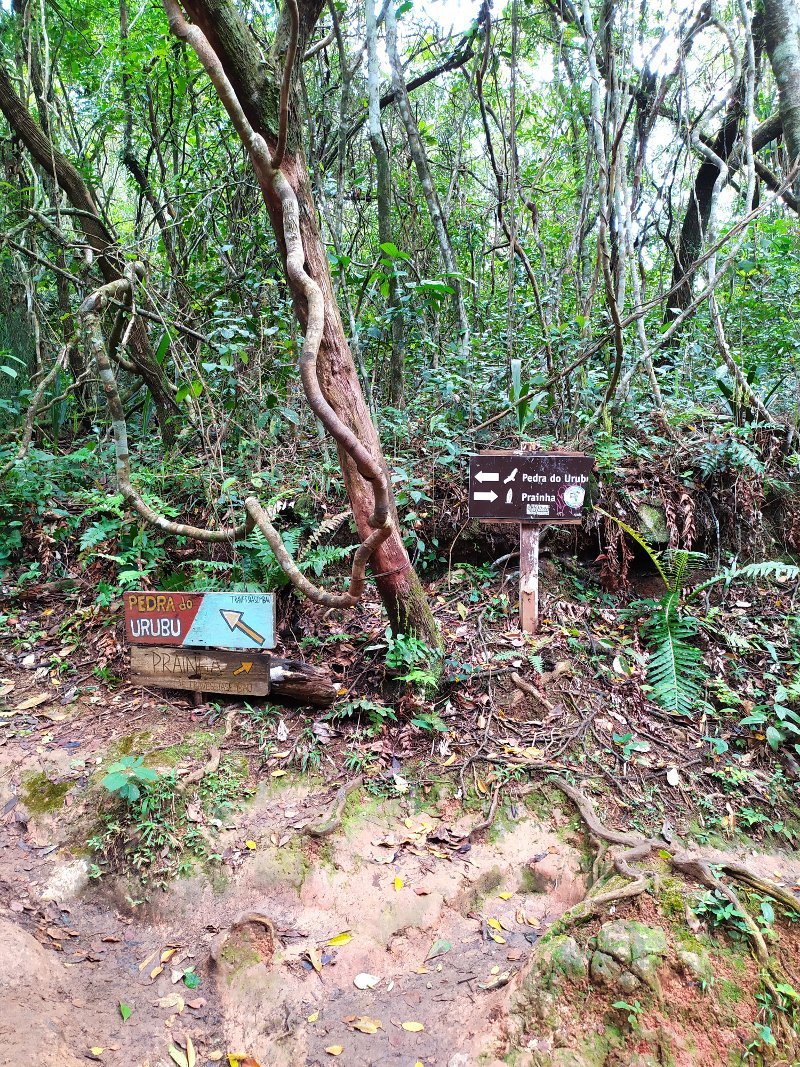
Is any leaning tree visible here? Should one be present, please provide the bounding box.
[87,0,439,643]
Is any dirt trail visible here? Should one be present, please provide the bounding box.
[3,665,800,1065]
[1,756,588,1066]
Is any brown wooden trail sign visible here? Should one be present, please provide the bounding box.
[130,646,271,697]
[468,450,594,633]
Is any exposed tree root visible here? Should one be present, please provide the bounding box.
[548,775,800,984]
[466,784,502,842]
[511,673,556,714]
[304,776,364,838]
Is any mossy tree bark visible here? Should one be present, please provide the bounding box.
[764,0,800,201]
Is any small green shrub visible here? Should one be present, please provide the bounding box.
[101,756,159,803]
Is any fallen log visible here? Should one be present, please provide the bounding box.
[269,656,338,706]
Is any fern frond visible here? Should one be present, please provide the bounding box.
[301,510,352,557]
[690,560,800,600]
[663,549,707,593]
[300,543,356,577]
[645,606,704,715]
[594,506,668,588]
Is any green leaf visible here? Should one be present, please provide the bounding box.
[426,938,451,960]
[765,725,783,750]
[119,1002,132,1022]
[136,767,159,782]
[101,772,127,792]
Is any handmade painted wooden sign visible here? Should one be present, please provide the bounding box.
[130,646,271,697]
[124,591,276,650]
[468,451,593,523]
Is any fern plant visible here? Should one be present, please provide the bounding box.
[597,507,800,717]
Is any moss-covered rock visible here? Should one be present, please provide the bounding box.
[587,920,668,994]
[636,502,669,544]
[676,945,713,985]
[21,772,71,814]
[589,949,623,986]
[545,935,589,981]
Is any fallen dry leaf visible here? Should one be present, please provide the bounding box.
[353,973,380,990]
[393,876,404,892]
[158,993,185,1013]
[307,1010,319,1023]
[13,693,49,711]
[168,1046,188,1067]
[351,1016,382,1034]
[325,931,352,947]
[324,1047,344,1057]
[402,1021,425,1033]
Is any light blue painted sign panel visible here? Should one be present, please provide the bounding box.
[186,592,276,650]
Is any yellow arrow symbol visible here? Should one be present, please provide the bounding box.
[220,609,265,646]
[233,662,253,676]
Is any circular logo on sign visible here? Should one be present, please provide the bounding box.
[563,485,586,509]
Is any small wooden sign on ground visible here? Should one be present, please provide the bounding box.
[130,646,271,697]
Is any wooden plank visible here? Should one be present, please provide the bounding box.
[130,646,271,697]
[124,591,275,649]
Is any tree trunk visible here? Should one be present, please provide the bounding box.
[384,4,471,363]
[0,62,179,443]
[366,0,404,405]
[764,0,800,200]
[666,13,769,327]
[179,0,439,644]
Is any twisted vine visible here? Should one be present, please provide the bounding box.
[80,0,394,607]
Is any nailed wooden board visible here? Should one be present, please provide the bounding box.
[124,591,275,649]
[130,646,271,696]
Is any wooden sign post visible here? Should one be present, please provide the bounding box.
[124,590,276,699]
[468,450,593,633]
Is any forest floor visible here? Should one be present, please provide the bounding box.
[1,555,800,1066]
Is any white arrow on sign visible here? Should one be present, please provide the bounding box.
[475,470,500,483]
[474,490,498,502]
